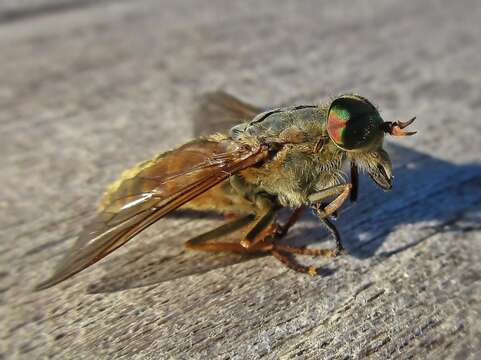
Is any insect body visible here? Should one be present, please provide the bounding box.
[37,92,416,289]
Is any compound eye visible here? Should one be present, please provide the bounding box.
[327,95,384,151]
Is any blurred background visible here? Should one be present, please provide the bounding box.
[1,0,481,358]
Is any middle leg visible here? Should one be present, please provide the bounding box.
[267,184,352,274]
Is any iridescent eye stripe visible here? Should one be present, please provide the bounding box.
[327,107,349,145]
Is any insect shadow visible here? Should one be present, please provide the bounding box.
[86,142,481,293]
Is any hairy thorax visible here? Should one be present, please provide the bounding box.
[240,143,346,208]
[231,105,347,208]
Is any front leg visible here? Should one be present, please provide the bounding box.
[350,161,359,202]
[308,183,352,254]
[308,183,352,218]
[273,183,351,256]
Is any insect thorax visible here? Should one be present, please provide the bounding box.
[230,105,328,143]
[235,105,346,208]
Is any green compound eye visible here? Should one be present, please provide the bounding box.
[327,95,384,151]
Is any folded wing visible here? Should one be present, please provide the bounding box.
[36,138,268,289]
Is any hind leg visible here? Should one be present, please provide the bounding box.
[184,213,278,254]
[184,207,306,254]
[185,209,344,276]
[184,214,256,254]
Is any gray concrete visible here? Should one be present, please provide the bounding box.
[1,0,481,358]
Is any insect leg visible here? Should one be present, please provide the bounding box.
[319,217,343,253]
[308,184,349,253]
[271,250,318,276]
[267,186,350,272]
[227,175,281,249]
[269,217,344,275]
[240,198,309,249]
[308,183,352,218]
[242,205,306,245]
[185,214,256,253]
[187,242,254,254]
[312,198,347,255]
[274,217,344,255]
[274,206,306,238]
[350,161,359,202]
[240,196,279,248]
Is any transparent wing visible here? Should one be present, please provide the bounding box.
[193,91,262,136]
[36,138,268,289]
